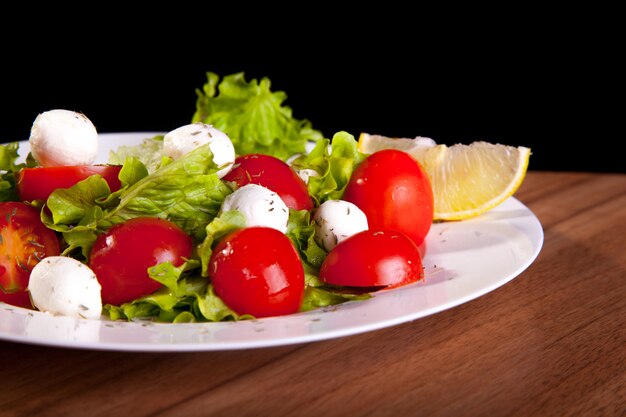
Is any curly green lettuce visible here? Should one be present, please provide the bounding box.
[109,135,165,173]
[192,72,323,160]
[105,261,249,323]
[290,131,365,205]
[1,142,36,202]
[43,142,231,258]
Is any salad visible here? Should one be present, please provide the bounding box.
[0,72,434,323]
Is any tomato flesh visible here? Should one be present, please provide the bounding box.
[89,217,193,305]
[320,229,423,288]
[16,165,122,202]
[210,227,305,318]
[343,149,433,246]
[223,154,313,211]
[0,202,61,308]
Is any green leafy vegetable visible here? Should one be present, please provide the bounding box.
[0,142,23,172]
[45,143,232,258]
[192,72,323,160]
[100,145,231,240]
[196,285,248,322]
[47,175,112,224]
[291,131,365,204]
[118,156,149,187]
[109,135,165,173]
[287,209,327,269]
[300,286,371,312]
[0,142,27,202]
[197,210,246,276]
[105,260,248,323]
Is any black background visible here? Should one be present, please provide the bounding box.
[0,28,619,173]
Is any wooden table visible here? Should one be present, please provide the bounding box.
[1,171,624,417]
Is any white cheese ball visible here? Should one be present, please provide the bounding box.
[222,184,289,233]
[29,109,99,167]
[28,256,102,320]
[163,123,235,178]
[314,200,369,251]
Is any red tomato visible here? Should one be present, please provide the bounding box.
[0,290,32,309]
[343,150,433,246]
[210,227,305,318]
[320,229,423,288]
[222,154,313,211]
[16,165,122,202]
[89,217,193,305]
[0,202,60,308]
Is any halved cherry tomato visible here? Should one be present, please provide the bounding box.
[222,154,313,211]
[343,149,433,246]
[210,227,305,318]
[16,165,122,202]
[320,229,423,288]
[0,202,61,308]
[89,217,193,305]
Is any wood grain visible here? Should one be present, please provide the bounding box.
[1,171,624,417]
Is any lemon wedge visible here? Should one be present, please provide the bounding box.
[358,133,531,221]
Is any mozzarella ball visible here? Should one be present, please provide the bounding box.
[163,123,235,178]
[221,184,289,233]
[29,109,98,167]
[314,200,369,251]
[28,256,102,320]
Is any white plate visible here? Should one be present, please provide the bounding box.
[0,133,543,351]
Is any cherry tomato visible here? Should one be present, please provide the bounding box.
[343,149,433,246]
[0,202,60,308]
[16,165,122,202]
[223,154,313,211]
[89,217,193,305]
[0,290,32,309]
[320,229,423,288]
[210,227,305,318]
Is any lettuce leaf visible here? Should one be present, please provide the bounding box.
[196,284,249,322]
[45,143,232,258]
[287,209,327,269]
[109,135,165,173]
[47,175,112,224]
[0,142,26,202]
[100,145,231,239]
[197,210,246,276]
[291,131,365,205]
[301,286,371,312]
[105,260,248,323]
[0,142,24,172]
[192,72,323,160]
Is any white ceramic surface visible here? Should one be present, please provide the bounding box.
[0,133,544,351]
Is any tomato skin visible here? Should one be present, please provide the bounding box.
[88,217,193,306]
[222,154,313,211]
[343,150,433,246]
[320,229,423,288]
[0,290,32,309]
[210,227,305,318]
[0,202,61,308]
[16,165,122,202]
